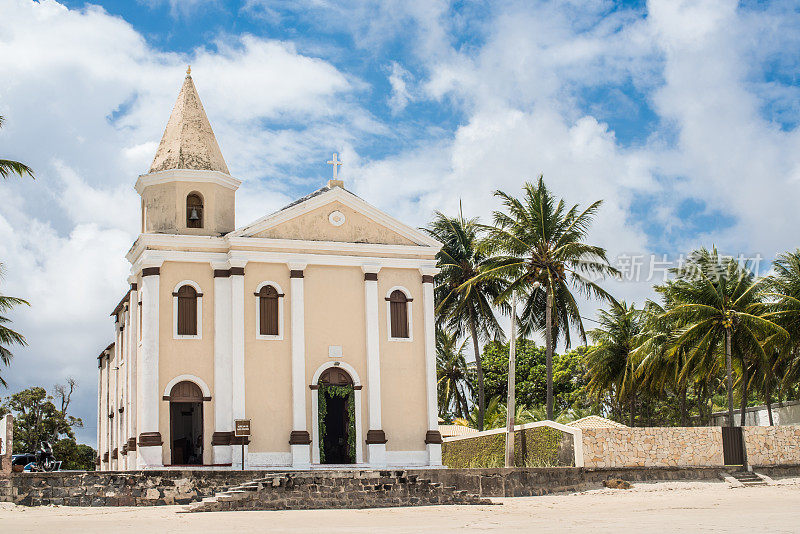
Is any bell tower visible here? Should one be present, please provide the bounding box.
[135,67,240,236]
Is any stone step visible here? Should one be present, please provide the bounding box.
[183,471,494,513]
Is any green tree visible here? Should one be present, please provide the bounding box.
[482,176,618,419]
[0,263,28,388]
[585,301,642,426]
[657,248,785,427]
[0,116,34,180]
[480,339,589,414]
[764,250,800,395]
[635,299,694,426]
[436,328,473,419]
[52,439,97,471]
[425,205,506,430]
[0,385,83,453]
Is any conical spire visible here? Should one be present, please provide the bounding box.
[149,68,230,174]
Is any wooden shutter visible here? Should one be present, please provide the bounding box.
[388,290,409,338]
[258,285,279,336]
[177,285,198,336]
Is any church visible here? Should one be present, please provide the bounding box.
[96,69,443,470]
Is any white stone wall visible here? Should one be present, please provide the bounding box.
[743,426,800,466]
[582,427,724,468]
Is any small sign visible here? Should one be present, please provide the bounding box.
[234,419,251,437]
[328,345,343,358]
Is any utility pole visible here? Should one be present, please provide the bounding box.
[505,291,517,468]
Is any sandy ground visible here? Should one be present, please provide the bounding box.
[2,479,799,533]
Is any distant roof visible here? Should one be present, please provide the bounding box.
[439,424,480,438]
[566,415,627,429]
[149,71,229,175]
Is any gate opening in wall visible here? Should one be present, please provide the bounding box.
[722,426,745,467]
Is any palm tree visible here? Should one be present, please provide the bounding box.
[636,297,701,426]
[0,116,34,180]
[482,176,619,419]
[0,263,28,387]
[425,205,505,430]
[436,328,473,419]
[761,249,800,422]
[585,301,641,425]
[657,248,786,427]
[764,250,800,393]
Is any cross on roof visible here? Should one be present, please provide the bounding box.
[327,152,343,180]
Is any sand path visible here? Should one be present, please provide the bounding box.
[1,480,798,533]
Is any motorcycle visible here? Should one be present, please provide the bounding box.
[25,441,60,472]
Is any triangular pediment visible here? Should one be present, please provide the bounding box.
[231,186,440,249]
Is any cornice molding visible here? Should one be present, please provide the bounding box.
[134,168,241,194]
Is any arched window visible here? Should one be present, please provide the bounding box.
[255,282,284,339]
[186,193,203,228]
[173,282,202,339]
[387,289,412,340]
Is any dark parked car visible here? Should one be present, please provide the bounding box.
[11,453,36,466]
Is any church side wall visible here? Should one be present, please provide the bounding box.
[158,261,216,465]
[378,268,428,457]
[243,263,293,459]
[303,265,369,462]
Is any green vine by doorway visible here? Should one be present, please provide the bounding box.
[317,384,357,464]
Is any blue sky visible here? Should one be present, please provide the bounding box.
[1,0,800,444]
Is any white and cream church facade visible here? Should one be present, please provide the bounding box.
[96,70,443,470]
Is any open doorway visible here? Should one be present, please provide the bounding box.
[168,381,204,465]
[317,367,356,464]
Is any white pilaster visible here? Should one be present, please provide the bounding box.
[137,263,163,468]
[97,355,103,470]
[230,260,247,468]
[362,264,386,465]
[127,279,138,469]
[212,262,233,465]
[105,353,111,470]
[289,262,310,466]
[121,311,129,471]
[112,329,119,470]
[421,268,442,466]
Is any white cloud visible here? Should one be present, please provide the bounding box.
[387,62,413,114]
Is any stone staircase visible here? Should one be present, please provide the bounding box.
[184,470,494,512]
[729,470,768,487]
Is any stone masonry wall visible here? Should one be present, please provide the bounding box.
[582,427,724,468]
[11,471,266,507]
[416,466,724,497]
[744,426,800,466]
